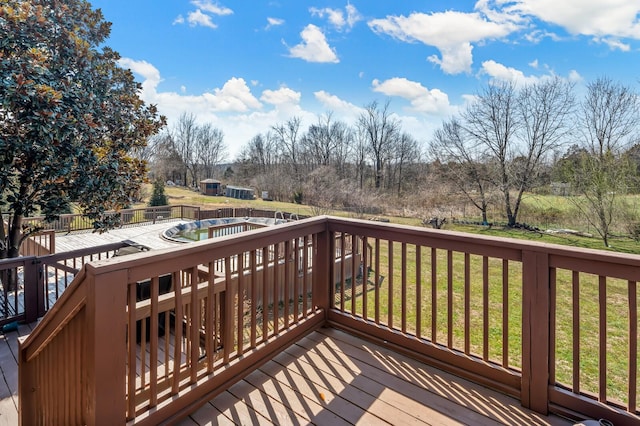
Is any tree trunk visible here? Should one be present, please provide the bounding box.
[1,214,23,292]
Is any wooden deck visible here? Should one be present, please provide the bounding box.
[177,328,573,426]
[0,322,33,426]
[1,323,574,426]
[53,220,186,252]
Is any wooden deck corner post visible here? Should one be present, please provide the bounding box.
[85,266,128,426]
[312,218,332,321]
[521,250,550,414]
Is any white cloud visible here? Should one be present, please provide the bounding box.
[509,0,640,39]
[371,78,452,115]
[175,1,232,29]
[596,37,631,51]
[368,10,520,74]
[206,77,263,112]
[119,58,261,113]
[288,24,339,63]
[191,0,233,16]
[118,58,161,93]
[310,7,345,29]
[310,4,361,31]
[314,90,364,117]
[260,87,301,106]
[345,4,361,28]
[266,17,284,29]
[479,60,582,87]
[523,29,562,44]
[568,70,582,83]
[117,59,454,161]
[480,60,540,86]
[187,10,217,29]
[117,58,318,158]
[529,59,539,68]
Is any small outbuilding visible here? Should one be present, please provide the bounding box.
[200,179,223,196]
[225,185,255,200]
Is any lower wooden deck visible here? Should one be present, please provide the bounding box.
[0,322,33,426]
[178,328,572,426]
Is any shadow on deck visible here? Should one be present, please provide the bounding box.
[1,323,570,425]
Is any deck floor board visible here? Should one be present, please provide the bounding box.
[0,325,574,425]
[185,328,573,425]
[0,322,33,425]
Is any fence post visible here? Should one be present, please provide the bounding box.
[22,257,42,323]
[312,219,331,319]
[521,249,550,414]
[85,267,128,425]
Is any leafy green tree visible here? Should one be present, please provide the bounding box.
[148,179,168,207]
[0,1,165,260]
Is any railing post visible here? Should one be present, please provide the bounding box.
[312,219,331,319]
[22,257,42,323]
[521,250,550,414]
[85,267,127,425]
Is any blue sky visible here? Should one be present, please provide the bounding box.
[89,0,640,159]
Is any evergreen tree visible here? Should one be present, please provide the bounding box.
[149,180,168,207]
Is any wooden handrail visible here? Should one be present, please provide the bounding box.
[17,216,640,425]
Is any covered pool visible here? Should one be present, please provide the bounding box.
[163,217,286,243]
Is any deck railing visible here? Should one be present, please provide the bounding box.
[19,205,197,233]
[20,229,56,257]
[17,216,640,425]
[15,204,304,234]
[2,206,305,326]
[0,242,127,326]
[207,221,270,239]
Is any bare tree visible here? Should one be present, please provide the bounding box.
[570,77,640,247]
[273,116,302,176]
[461,79,574,226]
[358,100,401,189]
[301,113,336,168]
[462,82,519,224]
[148,131,185,184]
[172,112,198,186]
[330,120,354,180]
[300,112,355,179]
[352,126,371,190]
[195,124,226,179]
[388,132,420,195]
[513,77,575,218]
[431,118,492,223]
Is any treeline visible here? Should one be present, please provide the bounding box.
[234,102,425,215]
[148,77,640,246]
